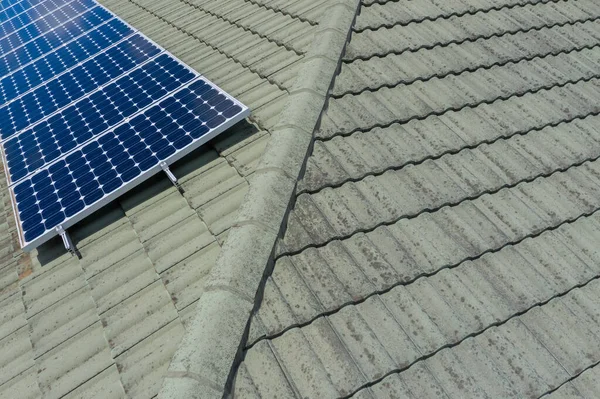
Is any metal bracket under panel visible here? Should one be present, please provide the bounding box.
[160,162,184,194]
[55,225,80,258]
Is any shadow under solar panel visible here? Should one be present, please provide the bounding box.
[0,0,249,252]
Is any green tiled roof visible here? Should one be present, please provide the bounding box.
[4,0,600,398]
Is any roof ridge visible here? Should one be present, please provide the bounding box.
[156,1,361,398]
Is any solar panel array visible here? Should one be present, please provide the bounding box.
[0,0,249,251]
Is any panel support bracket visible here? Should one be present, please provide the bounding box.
[56,225,80,258]
[160,162,184,194]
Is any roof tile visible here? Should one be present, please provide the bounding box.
[36,322,113,399]
[88,250,157,315]
[0,367,41,399]
[21,259,85,319]
[115,320,184,398]
[0,292,26,342]
[62,365,125,399]
[160,241,220,310]
[29,287,98,359]
[239,340,297,398]
[0,328,34,387]
[101,280,178,358]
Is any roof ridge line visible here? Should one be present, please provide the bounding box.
[156,0,362,398]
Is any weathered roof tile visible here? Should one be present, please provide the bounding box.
[6,0,600,396]
[160,241,220,310]
[62,365,125,399]
[0,367,41,399]
[88,250,157,315]
[29,287,98,360]
[115,320,184,398]
[36,322,113,399]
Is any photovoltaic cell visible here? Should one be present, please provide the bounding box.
[4,51,191,181]
[0,33,160,138]
[0,0,96,54]
[1,0,249,251]
[5,0,30,8]
[2,0,30,9]
[0,0,34,20]
[0,0,68,38]
[0,17,131,77]
[0,0,69,39]
[0,4,112,69]
[13,78,245,244]
[0,25,137,104]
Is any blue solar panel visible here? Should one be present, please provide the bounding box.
[2,0,28,9]
[0,0,70,40]
[0,5,114,80]
[0,0,33,19]
[0,34,160,138]
[5,0,30,7]
[3,51,190,180]
[0,0,97,54]
[12,78,246,245]
[0,17,131,78]
[1,0,249,251]
[0,26,137,104]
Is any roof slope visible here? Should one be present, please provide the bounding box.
[234,0,600,398]
[0,0,338,397]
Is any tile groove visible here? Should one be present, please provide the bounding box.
[346,8,597,63]
[123,0,291,93]
[536,359,600,398]
[256,199,600,346]
[339,16,600,84]
[300,109,600,196]
[282,131,600,258]
[354,0,565,32]
[340,273,600,399]
[177,0,308,56]
[318,74,600,142]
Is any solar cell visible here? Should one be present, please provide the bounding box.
[0,33,158,139]
[0,0,70,40]
[4,51,188,182]
[0,26,138,104]
[0,0,96,54]
[0,0,32,19]
[0,17,131,77]
[11,78,246,247]
[2,0,28,9]
[5,0,29,7]
[0,4,112,77]
[1,0,249,251]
